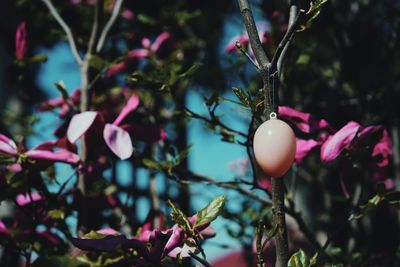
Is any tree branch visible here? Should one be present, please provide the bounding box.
[272,2,302,74]
[96,0,124,53]
[237,0,270,69]
[41,0,83,65]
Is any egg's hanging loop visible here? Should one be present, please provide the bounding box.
[269,112,277,120]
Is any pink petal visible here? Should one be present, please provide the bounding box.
[320,121,361,163]
[372,129,392,167]
[15,21,27,60]
[168,243,196,258]
[163,226,184,257]
[142,38,151,49]
[0,134,18,156]
[0,220,10,235]
[225,35,241,53]
[16,192,43,206]
[121,8,135,21]
[150,32,171,52]
[103,124,133,160]
[257,176,272,192]
[67,111,98,143]
[278,106,332,134]
[295,139,320,163]
[112,94,140,126]
[7,163,22,173]
[26,149,80,164]
[127,49,149,60]
[105,61,128,78]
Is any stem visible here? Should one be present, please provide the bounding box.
[276,1,299,75]
[189,252,212,267]
[77,0,102,235]
[41,0,83,66]
[96,0,124,53]
[237,0,272,115]
[237,0,270,69]
[271,178,289,267]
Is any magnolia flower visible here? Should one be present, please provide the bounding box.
[279,106,394,188]
[38,88,81,118]
[67,94,166,160]
[0,134,79,172]
[0,194,62,246]
[70,214,215,266]
[15,21,27,60]
[105,32,171,77]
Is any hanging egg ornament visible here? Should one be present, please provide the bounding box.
[253,113,296,177]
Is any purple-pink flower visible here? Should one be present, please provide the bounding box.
[280,106,394,188]
[67,94,166,160]
[71,214,215,266]
[105,32,172,77]
[15,21,27,60]
[0,134,79,172]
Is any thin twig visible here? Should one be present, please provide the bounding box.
[96,0,124,53]
[189,252,212,267]
[277,1,299,75]
[271,8,303,73]
[235,41,259,69]
[185,107,247,138]
[170,171,272,207]
[41,0,83,65]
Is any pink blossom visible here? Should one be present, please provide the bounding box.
[39,88,81,118]
[0,133,80,168]
[320,121,361,162]
[278,106,332,134]
[16,192,43,206]
[295,138,320,163]
[105,33,171,77]
[15,21,27,60]
[67,95,140,160]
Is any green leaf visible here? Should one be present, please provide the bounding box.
[298,0,328,32]
[29,54,48,63]
[385,191,400,204]
[296,54,310,65]
[194,195,225,228]
[288,249,310,267]
[84,230,108,239]
[48,209,65,220]
[167,200,192,232]
[178,63,201,79]
[137,14,157,25]
[232,87,251,108]
[54,81,69,101]
[89,55,106,71]
[176,145,192,164]
[143,159,162,169]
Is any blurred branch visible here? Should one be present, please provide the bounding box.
[96,0,124,53]
[170,171,272,207]
[276,1,301,75]
[185,107,247,138]
[41,0,83,65]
